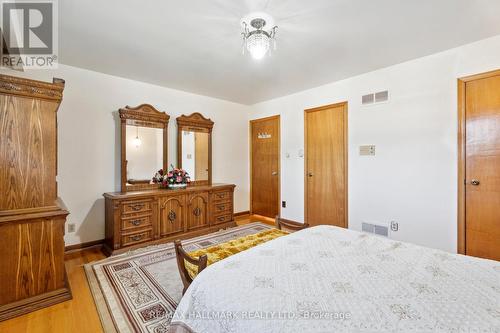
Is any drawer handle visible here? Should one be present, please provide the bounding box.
[217,205,225,211]
[193,207,202,217]
[129,203,145,211]
[217,216,226,222]
[217,193,226,198]
[130,219,142,226]
[168,210,176,222]
[130,234,144,241]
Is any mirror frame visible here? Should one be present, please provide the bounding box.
[120,104,170,192]
[176,113,214,186]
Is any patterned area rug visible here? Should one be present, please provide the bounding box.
[85,222,274,333]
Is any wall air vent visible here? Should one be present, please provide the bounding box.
[375,90,389,102]
[362,93,374,105]
[362,90,389,105]
[362,222,389,237]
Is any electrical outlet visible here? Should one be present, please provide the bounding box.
[390,221,398,232]
[282,201,286,208]
[68,224,76,233]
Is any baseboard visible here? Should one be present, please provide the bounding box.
[0,271,72,321]
[234,211,250,218]
[65,239,104,253]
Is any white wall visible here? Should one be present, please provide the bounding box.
[250,35,500,253]
[0,64,250,246]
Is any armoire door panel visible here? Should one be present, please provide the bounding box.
[160,196,185,236]
[187,193,209,231]
[0,96,58,210]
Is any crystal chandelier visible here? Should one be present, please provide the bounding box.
[241,16,277,60]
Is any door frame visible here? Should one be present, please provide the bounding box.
[249,115,281,217]
[457,68,500,254]
[304,102,348,227]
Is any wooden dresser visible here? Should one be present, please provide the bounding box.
[0,75,71,320]
[103,184,236,255]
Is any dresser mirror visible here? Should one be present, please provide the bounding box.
[177,113,213,185]
[120,104,170,192]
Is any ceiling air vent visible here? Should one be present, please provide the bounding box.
[362,90,389,105]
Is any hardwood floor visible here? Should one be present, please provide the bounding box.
[0,215,269,333]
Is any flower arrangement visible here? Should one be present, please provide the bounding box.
[153,165,191,189]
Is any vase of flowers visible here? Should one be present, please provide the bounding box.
[152,165,190,189]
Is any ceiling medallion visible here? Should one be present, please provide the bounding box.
[241,13,277,60]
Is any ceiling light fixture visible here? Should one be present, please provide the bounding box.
[241,13,277,60]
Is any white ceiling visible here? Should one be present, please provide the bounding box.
[59,0,500,105]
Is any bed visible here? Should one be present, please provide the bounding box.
[170,225,500,332]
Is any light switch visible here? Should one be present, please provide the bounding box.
[298,149,304,157]
[359,145,376,156]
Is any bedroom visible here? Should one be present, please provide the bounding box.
[0,0,499,332]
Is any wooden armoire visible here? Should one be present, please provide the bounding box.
[0,74,71,320]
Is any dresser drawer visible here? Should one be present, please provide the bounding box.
[212,190,232,203]
[121,229,153,247]
[213,214,232,225]
[104,184,237,256]
[121,215,152,231]
[122,200,152,214]
[212,202,232,216]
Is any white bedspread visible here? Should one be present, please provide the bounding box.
[171,225,500,332]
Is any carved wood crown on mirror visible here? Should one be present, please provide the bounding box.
[176,112,214,130]
[120,104,170,192]
[0,74,71,321]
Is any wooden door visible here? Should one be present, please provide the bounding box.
[305,103,347,227]
[250,116,280,218]
[160,195,185,236]
[460,71,500,261]
[187,192,209,231]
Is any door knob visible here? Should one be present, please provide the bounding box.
[308,172,314,177]
[272,171,278,176]
[470,179,480,186]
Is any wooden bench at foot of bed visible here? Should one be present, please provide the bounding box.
[174,216,308,294]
